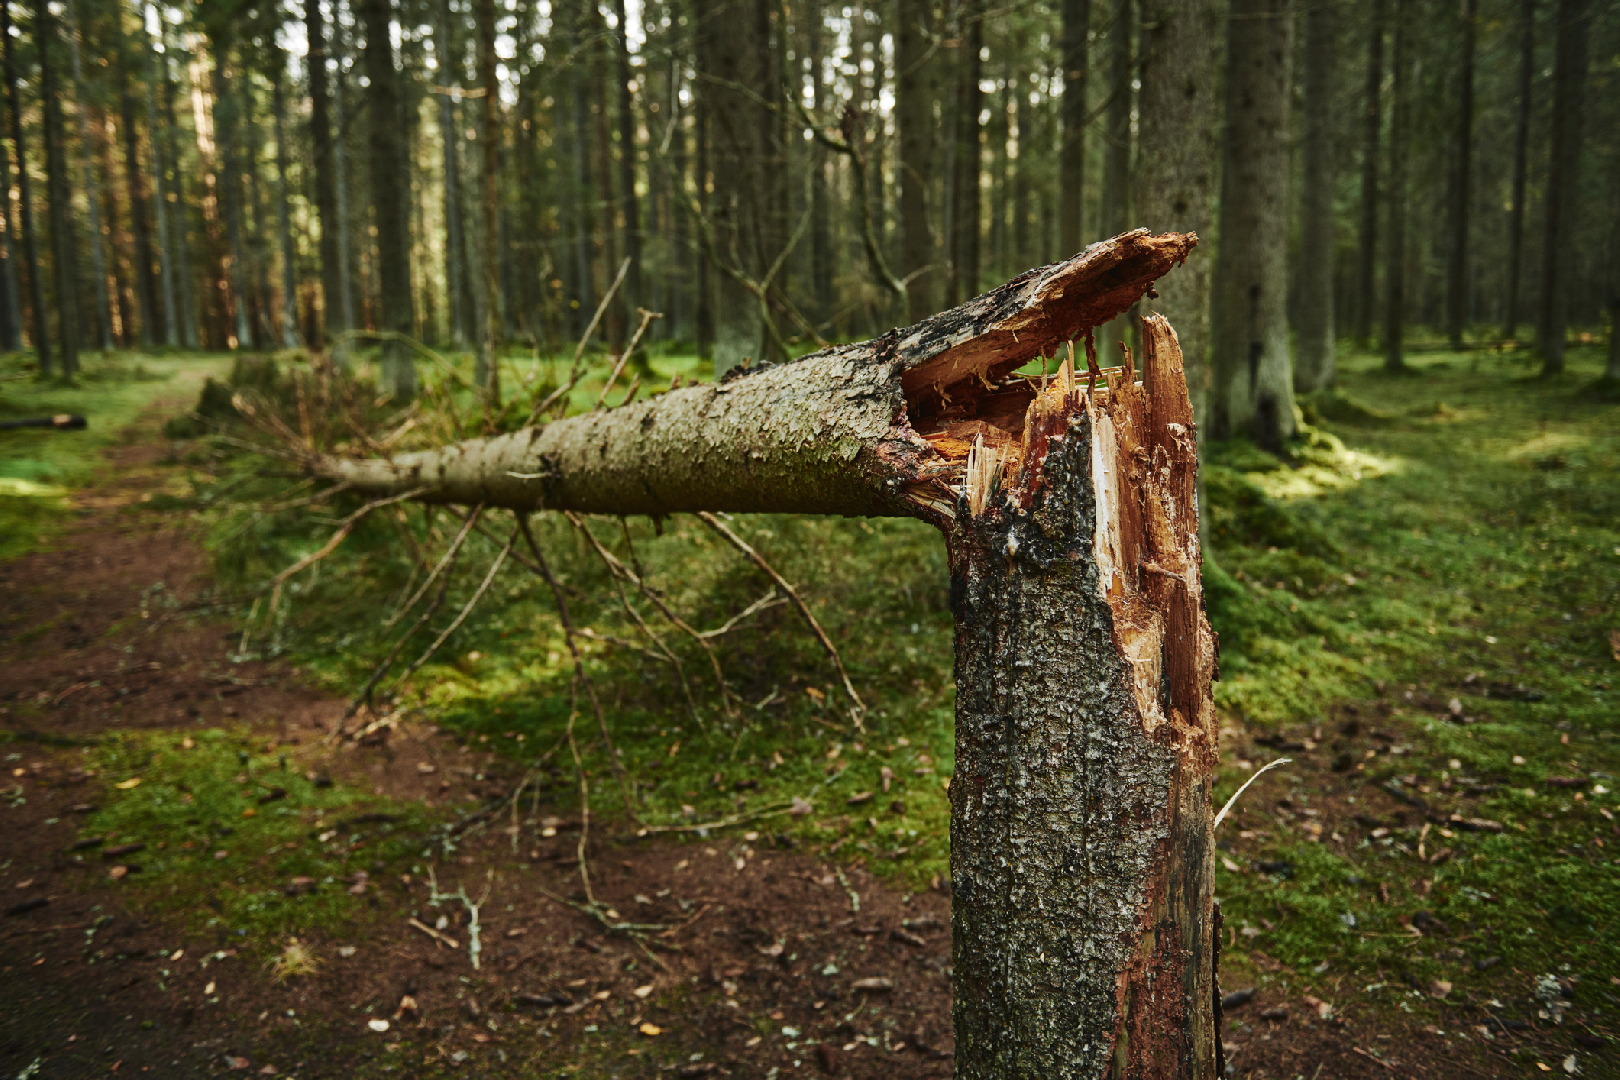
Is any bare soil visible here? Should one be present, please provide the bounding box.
[0,404,1543,1078]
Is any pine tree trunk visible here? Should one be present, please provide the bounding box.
[308,0,343,344]
[1382,0,1408,373]
[360,0,417,398]
[1212,0,1295,445]
[1444,0,1476,352]
[211,41,255,350]
[5,0,48,370]
[1354,0,1384,344]
[272,70,300,350]
[307,231,1219,1079]
[1096,0,1134,365]
[612,0,640,333]
[1134,0,1222,433]
[947,0,982,307]
[898,0,937,322]
[160,24,198,349]
[65,0,113,353]
[474,0,500,403]
[1059,0,1090,255]
[37,1,79,376]
[1537,0,1591,376]
[1503,0,1533,342]
[332,20,358,342]
[118,37,159,347]
[568,3,594,341]
[1295,0,1337,393]
[0,68,19,351]
[807,6,834,324]
[140,11,177,349]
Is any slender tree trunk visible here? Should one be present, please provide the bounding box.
[474,0,500,404]
[1503,0,1534,342]
[1059,0,1089,255]
[140,6,176,348]
[1608,179,1620,381]
[308,0,343,345]
[118,34,158,347]
[360,0,416,398]
[96,116,130,348]
[1382,0,1408,373]
[332,17,357,341]
[272,69,299,349]
[696,0,767,377]
[612,0,640,334]
[65,0,113,352]
[4,0,47,370]
[211,40,254,350]
[307,231,1219,1079]
[807,6,833,324]
[1444,0,1476,352]
[1134,0,1221,435]
[1296,0,1337,393]
[1354,0,1384,344]
[160,23,197,349]
[898,0,936,322]
[435,0,466,347]
[947,0,982,307]
[1012,74,1031,269]
[243,90,275,348]
[0,59,18,351]
[1537,0,1591,376]
[1212,0,1295,445]
[1096,0,1134,364]
[38,1,78,376]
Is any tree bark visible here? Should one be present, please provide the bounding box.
[160,21,198,349]
[272,68,300,350]
[140,7,177,348]
[612,0,640,334]
[1382,0,1408,373]
[304,229,1218,1078]
[332,15,358,345]
[1211,0,1295,445]
[947,0,982,307]
[898,0,937,322]
[1095,0,1134,366]
[1537,0,1591,376]
[4,0,48,370]
[1059,0,1090,256]
[1444,0,1476,352]
[118,30,159,347]
[0,57,19,352]
[1295,0,1337,393]
[308,0,343,344]
[360,0,417,398]
[1502,0,1533,342]
[1353,0,1384,344]
[211,37,255,350]
[807,6,834,324]
[475,0,501,402]
[1134,0,1222,434]
[65,0,113,353]
[38,0,79,376]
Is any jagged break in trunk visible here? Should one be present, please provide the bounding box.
[305,230,1219,1076]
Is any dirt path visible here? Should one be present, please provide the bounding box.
[1,400,1521,1079]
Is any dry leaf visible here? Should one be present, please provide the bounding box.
[638,1022,663,1036]
[114,778,142,790]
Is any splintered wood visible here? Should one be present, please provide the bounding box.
[948,315,1215,748]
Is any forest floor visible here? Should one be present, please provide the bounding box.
[0,341,1616,1079]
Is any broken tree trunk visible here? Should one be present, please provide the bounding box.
[296,229,1219,1076]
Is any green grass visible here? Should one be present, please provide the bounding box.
[72,727,440,943]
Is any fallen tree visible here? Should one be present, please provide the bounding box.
[268,229,1221,1076]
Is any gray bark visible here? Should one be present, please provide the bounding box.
[0,72,18,351]
[898,0,938,322]
[1059,0,1089,256]
[1537,0,1591,376]
[272,70,300,350]
[211,42,255,350]
[1095,0,1134,366]
[140,7,177,348]
[1443,0,1475,352]
[474,0,500,401]
[361,0,417,398]
[333,19,358,342]
[160,22,198,349]
[1212,0,1296,445]
[38,1,78,376]
[1133,0,1222,433]
[309,0,342,344]
[305,231,1217,1077]
[1383,0,1408,372]
[65,0,113,353]
[1353,0,1384,343]
[1503,0,1533,341]
[3,0,47,370]
[947,0,983,307]
[118,34,158,347]
[1296,0,1337,393]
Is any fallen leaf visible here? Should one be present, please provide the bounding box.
[257,1067,277,1075]
[337,946,356,958]
[1221,857,1242,872]
[846,791,873,806]
[1430,980,1452,998]
[223,1056,250,1070]
[114,778,142,790]
[240,808,257,818]
[789,797,813,815]
[367,1019,390,1033]
[181,737,194,749]
[416,763,436,774]
[851,977,894,992]
[204,981,216,995]
[638,1022,663,1036]
[633,984,653,998]
[107,866,128,880]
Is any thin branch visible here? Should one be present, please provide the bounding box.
[393,527,516,689]
[386,504,485,630]
[595,308,662,408]
[265,486,430,616]
[696,588,786,640]
[696,512,865,725]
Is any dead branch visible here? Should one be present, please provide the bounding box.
[695,588,786,640]
[265,486,430,616]
[523,258,631,428]
[696,512,866,724]
[595,308,661,409]
[386,504,486,630]
[393,527,517,689]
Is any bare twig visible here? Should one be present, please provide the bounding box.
[406,917,460,949]
[696,588,786,640]
[635,800,801,837]
[393,527,516,688]
[696,512,865,725]
[594,308,662,408]
[386,504,485,629]
[265,486,430,617]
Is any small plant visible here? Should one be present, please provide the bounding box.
[265,937,322,982]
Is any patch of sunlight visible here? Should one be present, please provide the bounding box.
[0,477,68,498]
[1504,431,1589,459]
[1246,431,1403,500]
